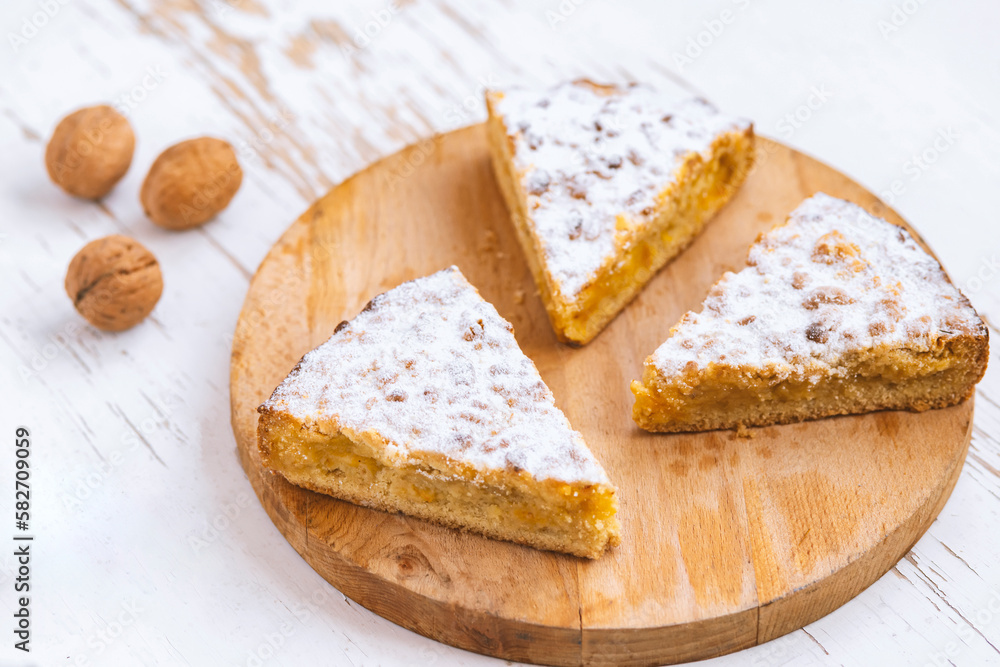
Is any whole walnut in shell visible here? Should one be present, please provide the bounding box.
[45,105,135,200]
[65,235,163,331]
[140,137,243,230]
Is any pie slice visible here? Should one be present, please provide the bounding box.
[257,266,620,558]
[486,80,755,345]
[632,193,989,433]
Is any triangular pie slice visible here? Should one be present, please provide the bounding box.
[486,80,755,345]
[258,267,620,558]
[632,193,989,433]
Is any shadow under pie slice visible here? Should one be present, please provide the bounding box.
[486,80,755,345]
[632,193,989,433]
[257,266,620,558]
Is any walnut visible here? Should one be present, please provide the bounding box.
[565,176,588,200]
[869,321,889,337]
[45,105,135,200]
[802,286,855,310]
[811,230,861,264]
[880,296,907,321]
[805,322,830,343]
[525,169,551,195]
[791,271,810,290]
[64,235,163,331]
[140,137,243,230]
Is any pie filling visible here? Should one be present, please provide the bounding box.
[632,341,983,432]
[557,133,754,344]
[261,414,620,556]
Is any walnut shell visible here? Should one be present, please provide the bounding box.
[140,137,243,230]
[45,105,135,200]
[65,235,163,331]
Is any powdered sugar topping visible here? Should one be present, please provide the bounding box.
[262,267,610,485]
[650,193,983,380]
[493,81,750,298]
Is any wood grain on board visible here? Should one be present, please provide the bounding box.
[229,126,973,666]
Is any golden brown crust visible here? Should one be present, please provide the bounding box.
[633,341,986,433]
[255,268,620,559]
[257,407,620,559]
[631,194,990,433]
[486,84,755,344]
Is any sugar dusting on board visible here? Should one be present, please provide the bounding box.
[261,267,609,485]
[649,193,984,380]
[493,81,750,298]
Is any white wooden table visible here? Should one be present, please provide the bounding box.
[2,1,999,665]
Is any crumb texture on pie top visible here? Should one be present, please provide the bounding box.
[491,81,751,298]
[260,267,609,485]
[649,193,986,380]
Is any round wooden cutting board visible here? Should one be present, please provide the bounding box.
[229,125,973,666]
